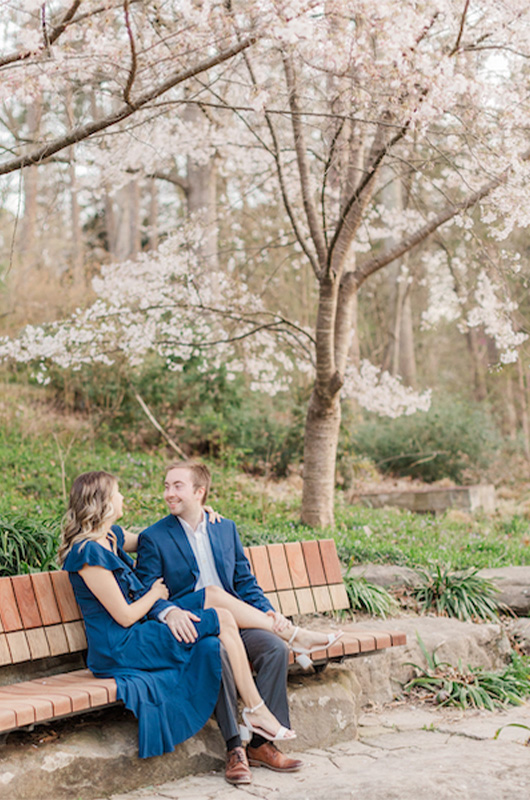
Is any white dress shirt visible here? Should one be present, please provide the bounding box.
[158,511,223,622]
[178,512,224,590]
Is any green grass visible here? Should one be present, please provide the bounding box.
[1,418,530,572]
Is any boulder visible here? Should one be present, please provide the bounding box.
[340,616,511,706]
[478,566,530,616]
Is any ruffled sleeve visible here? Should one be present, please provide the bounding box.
[63,540,118,573]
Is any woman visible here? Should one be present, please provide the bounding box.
[59,471,294,760]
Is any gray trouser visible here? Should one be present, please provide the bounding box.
[214,630,290,743]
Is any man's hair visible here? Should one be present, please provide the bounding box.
[165,461,211,504]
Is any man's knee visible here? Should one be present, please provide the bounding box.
[247,630,289,670]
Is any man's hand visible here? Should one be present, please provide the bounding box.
[165,608,201,643]
[266,609,291,635]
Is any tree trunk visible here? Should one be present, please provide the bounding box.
[398,288,417,386]
[185,102,219,271]
[108,179,141,261]
[301,389,341,527]
[20,100,42,271]
[466,327,488,401]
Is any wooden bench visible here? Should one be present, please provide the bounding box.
[0,539,406,737]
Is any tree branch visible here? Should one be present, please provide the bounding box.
[327,118,411,275]
[133,390,187,457]
[241,50,321,279]
[449,0,471,56]
[351,149,530,289]
[0,0,83,69]
[283,52,327,271]
[321,119,345,248]
[0,33,257,176]
[123,0,138,107]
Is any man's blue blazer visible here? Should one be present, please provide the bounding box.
[136,514,274,614]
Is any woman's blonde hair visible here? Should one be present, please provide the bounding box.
[58,471,119,564]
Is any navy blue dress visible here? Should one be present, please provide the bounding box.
[63,527,222,758]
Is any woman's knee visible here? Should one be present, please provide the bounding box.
[215,607,238,633]
[205,585,227,605]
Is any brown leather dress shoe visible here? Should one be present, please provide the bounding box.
[225,746,252,785]
[247,742,303,772]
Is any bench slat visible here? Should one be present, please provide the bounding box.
[284,542,310,588]
[31,572,62,626]
[11,576,42,629]
[50,572,81,622]
[300,541,326,585]
[0,685,71,718]
[276,589,298,617]
[26,627,51,660]
[44,624,70,656]
[267,544,292,591]
[294,587,316,614]
[329,583,349,611]
[319,540,344,584]
[6,631,31,663]
[64,621,87,652]
[247,546,275,592]
[0,579,23,632]
[311,585,333,612]
[0,697,36,727]
[0,634,12,666]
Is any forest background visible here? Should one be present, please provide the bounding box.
[1,0,530,577]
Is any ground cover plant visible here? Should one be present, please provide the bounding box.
[410,565,502,622]
[342,569,398,618]
[404,637,530,711]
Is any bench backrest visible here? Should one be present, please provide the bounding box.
[245,538,348,615]
[0,538,348,669]
[0,571,86,668]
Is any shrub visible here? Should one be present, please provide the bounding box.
[404,637,530,710]
[0,513,61,575]
[411,564,501,621]
[350,397,501,483]
[342,570,398,617]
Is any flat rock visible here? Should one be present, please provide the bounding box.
[346,564,421,587]
[478,566,530,616]
[347,563,530,616]
[339,616,511,705]
[94,701,530,800]
[0,665,359,800]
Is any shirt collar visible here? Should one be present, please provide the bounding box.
[177,510,206,536]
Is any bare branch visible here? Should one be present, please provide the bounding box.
[450,0,471,56]
[283,52,327,271]
[133,390,187,457]
[327,118,411,274]
[0,33,257,176]
[123,0,138,107]
[351,147,530,289]
[321,119,345,248]
[241,50,321,279]
[0,0,83,69]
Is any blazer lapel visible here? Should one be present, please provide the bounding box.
[207,519,230,589]
[165,514,199,578]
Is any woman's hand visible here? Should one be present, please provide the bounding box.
[150,577,169,601]
[204,504,222,523]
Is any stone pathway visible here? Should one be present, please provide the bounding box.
[95,700,530,800]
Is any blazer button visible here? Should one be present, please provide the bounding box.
[128,591,134,600]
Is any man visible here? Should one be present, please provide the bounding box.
[136,461,303,784]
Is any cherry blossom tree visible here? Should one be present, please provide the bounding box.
[2,1,530,527]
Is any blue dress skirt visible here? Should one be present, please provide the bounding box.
[63,527,222,758]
